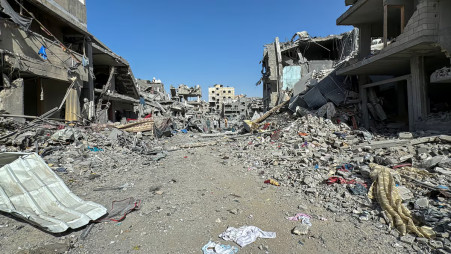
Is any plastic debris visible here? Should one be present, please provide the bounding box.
[219,226,276,247]
[287,213,312,227]
[201,241,239,254]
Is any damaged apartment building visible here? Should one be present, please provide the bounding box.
[337,0,451,132]
[0,0,139,123]
[259,29,359,114]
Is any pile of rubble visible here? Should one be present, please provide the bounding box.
[234,112,451,252]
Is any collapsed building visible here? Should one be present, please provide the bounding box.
[0,0,139,123]
[260,0,451,133]
[222,97,263,121]
[337,0,451,132]
[260,30,359,114]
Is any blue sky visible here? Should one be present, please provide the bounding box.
[86,0,351,99]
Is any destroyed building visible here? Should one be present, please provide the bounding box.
[137,78,166,94]
[222,97,263,121]
[337,0,451,132]
[92,39,140,123]
[0,0,139,123]
[260,30,359,112]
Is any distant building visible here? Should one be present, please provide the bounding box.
[208,84,235,112]
[137,78,166,94]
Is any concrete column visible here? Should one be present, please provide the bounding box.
[409,56,428,130]
[406,76,415,131]
[359,82,370,129]
[358,24,372,60]
[84,36,94,102]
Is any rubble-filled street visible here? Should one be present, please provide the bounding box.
[0,110,450,253]
[0,0,451,253]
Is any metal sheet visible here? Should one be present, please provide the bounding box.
[0,153,106,233]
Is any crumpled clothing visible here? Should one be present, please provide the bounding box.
[202,241,238,254]
[368,163,435,238]
[219,226,276,247]
[287,213,312,226]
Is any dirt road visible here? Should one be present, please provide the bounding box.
[1,138,413,254]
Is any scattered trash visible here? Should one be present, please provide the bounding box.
[264,179,280,186]
[287,213,312,226]
[219,226,276,247]
[100,198,141,222]
[87,146,104,152]
[201,241,239,254]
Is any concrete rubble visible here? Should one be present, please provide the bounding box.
[0,0,450,253]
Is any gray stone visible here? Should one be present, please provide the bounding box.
[303,175,317,188]
[416,238,428,244]
[435,167,451,176]
[424,156,446,169]
[292,224,310,235]
[228,208,239,215]
[399,132,413,139]
[429,240,444,249]
[414,198,429,210]
[400,235,415,244]
[397,186,414,200]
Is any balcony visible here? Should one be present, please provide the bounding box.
[0,19,88,82]
[337,0,441,76]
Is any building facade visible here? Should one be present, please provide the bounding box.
[208,84,235,112]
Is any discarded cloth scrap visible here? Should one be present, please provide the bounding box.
[219,226,276,247]
[101,197,141,222]
[201,241,239,254]
[38,46,48,60]
[287,213,312,226]
[326,177,366,187]
[368,163,435,238]
[0,153,107,233]
[264,179,280,186]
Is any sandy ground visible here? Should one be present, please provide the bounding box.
[0,138,416,254]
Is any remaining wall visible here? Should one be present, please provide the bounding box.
[439,1,451,57]
[0,20,88,82]
[0,76,24,117]
[30,0,87,31]
[393,0,439,47]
